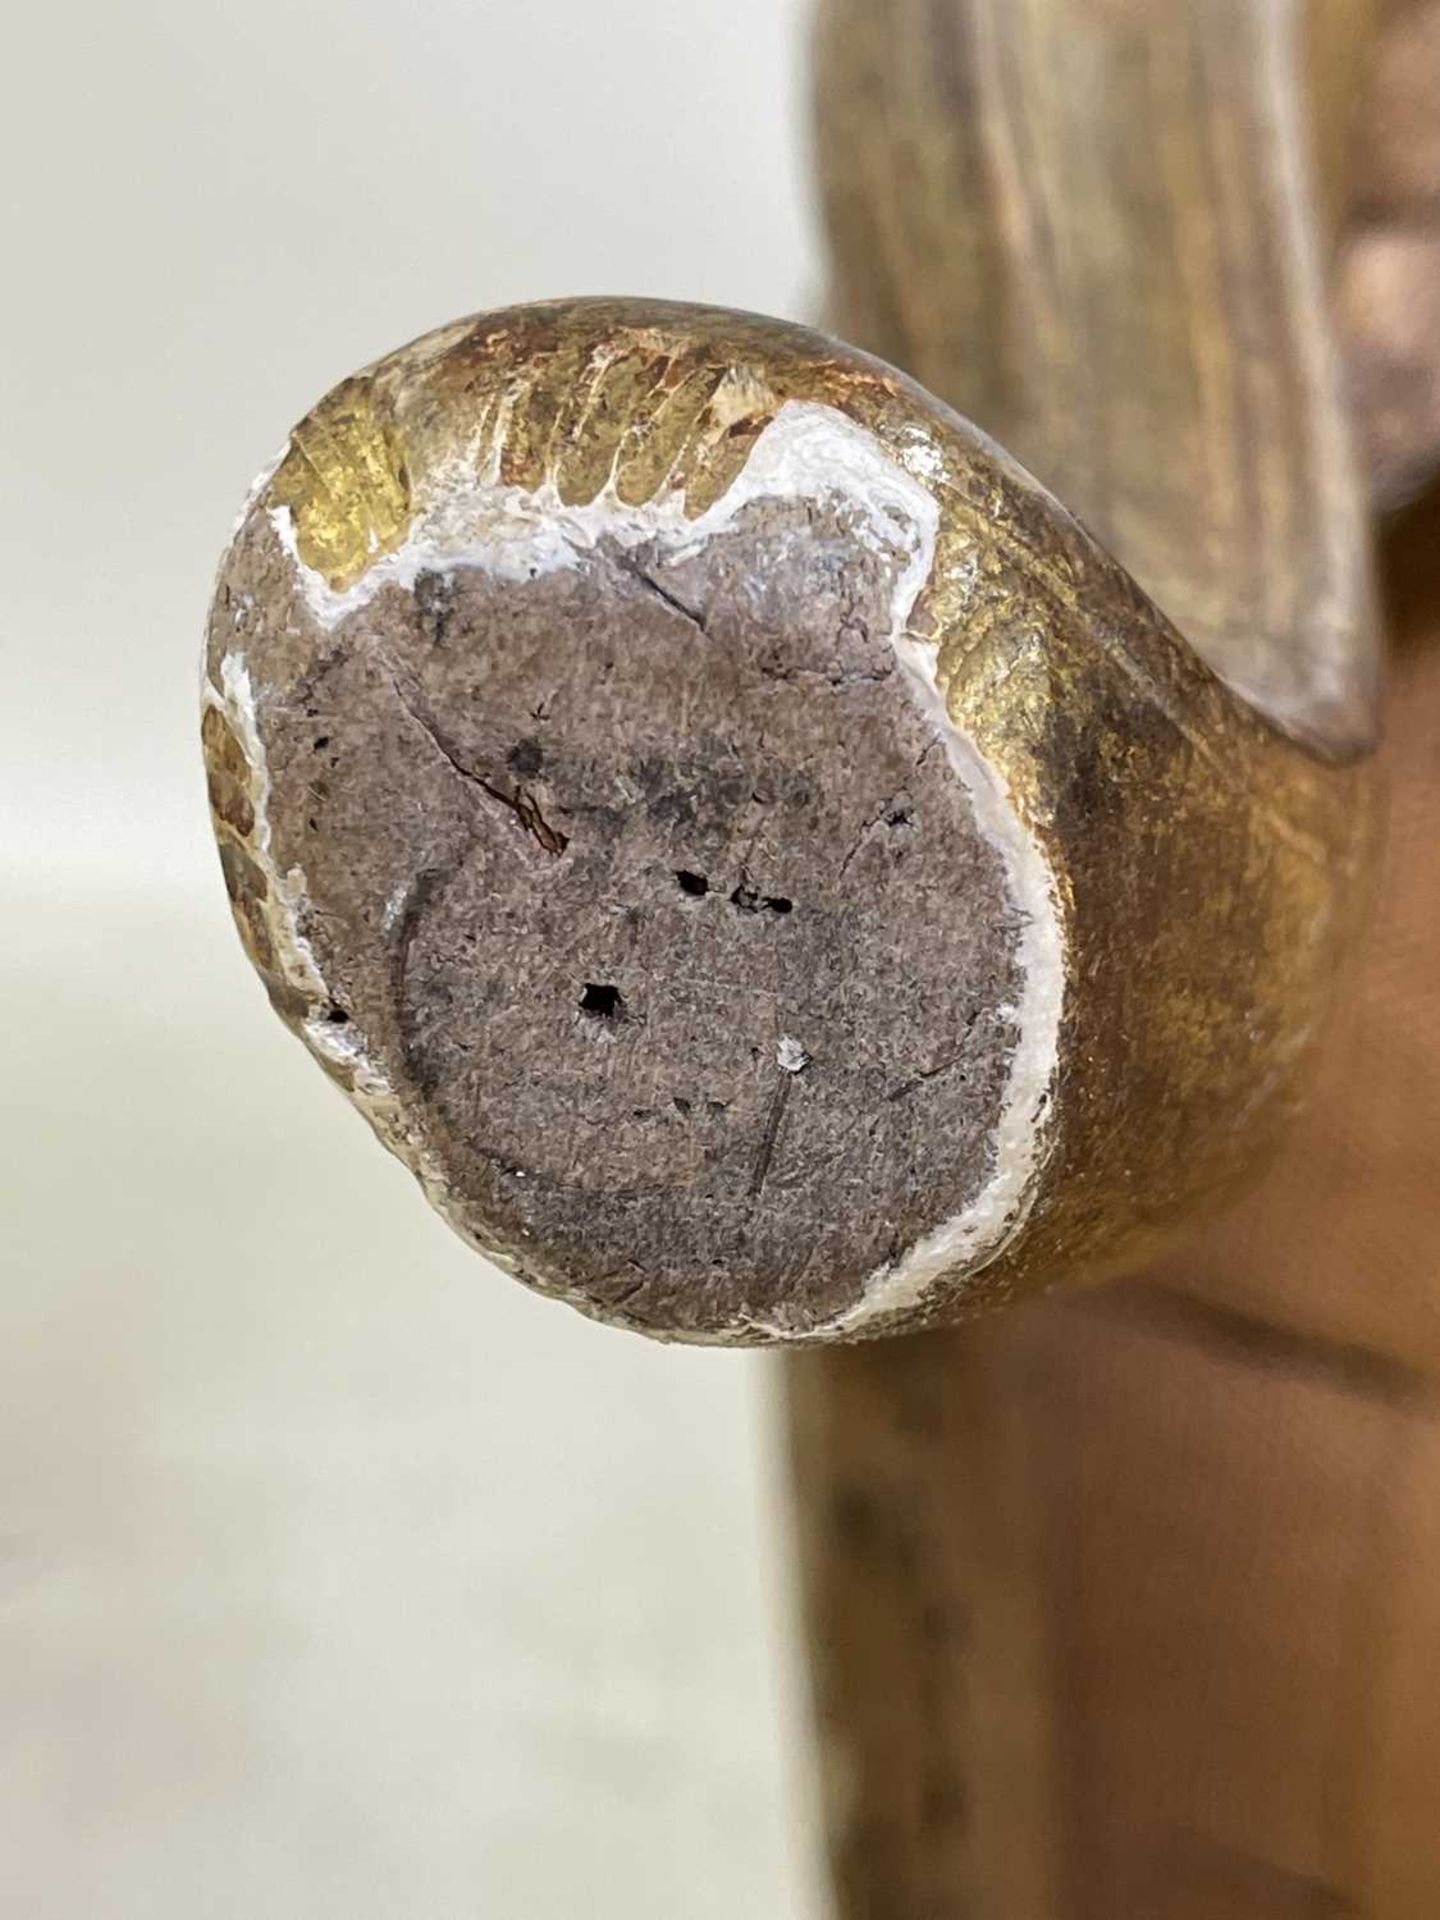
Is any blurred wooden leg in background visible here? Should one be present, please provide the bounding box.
[792,2,1440,1913]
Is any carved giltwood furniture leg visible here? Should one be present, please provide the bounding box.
[792,2,1440,1913]
[200,46,1376,1342]
[197,0,1417,1912]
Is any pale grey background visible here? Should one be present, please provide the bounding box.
[0,2,828,1913]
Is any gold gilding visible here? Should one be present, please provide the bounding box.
[269,375,412,590]
[211,299,1378,1330]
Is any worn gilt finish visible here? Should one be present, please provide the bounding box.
[205,291,1372,1340]
[814,0,1381,752]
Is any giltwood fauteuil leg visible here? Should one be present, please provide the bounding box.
[197,0,1440,1913]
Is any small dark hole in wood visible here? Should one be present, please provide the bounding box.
[731,884,793,915]
[324,1005,349,1025]
[886,807,911,827]
[579,982,624,1020]
[312,735,330,751]
[676,870,710,898]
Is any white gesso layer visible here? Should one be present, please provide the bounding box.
[268,401,939,649]
[253,399,1065,1337]
[201,655,460,1225]
[828,637,1065,1333]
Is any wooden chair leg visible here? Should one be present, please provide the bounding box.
[197,2,1437,1909]
[792,3,1440,1911]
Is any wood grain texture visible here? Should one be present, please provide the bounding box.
[794,0,1440,1912]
